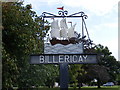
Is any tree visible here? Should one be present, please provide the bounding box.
[83,65,110,88]
[2,48,19,88]
[45,65,59,88]
[2,2,59,88]
[69,44,118,88]
[84,44,119,88]
[69,64,87,89]
[95,44,119,82]
[116,61,120,85]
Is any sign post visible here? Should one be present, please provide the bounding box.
[30,7,97,90]
[60,63,68,90]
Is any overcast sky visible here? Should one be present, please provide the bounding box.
[24,0,119,60]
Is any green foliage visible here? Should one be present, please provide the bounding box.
[69,64,87,89]
[2,2,57,88]
[83,65,110,88]
[84,44,119,87]
[116,61,120,85]
[45,65,59,88]
[95,44,119,81]
[69,44,119,88]
[84,44,119,81]
[2,48,19,87]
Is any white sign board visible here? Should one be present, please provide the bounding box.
[30,54,97,64]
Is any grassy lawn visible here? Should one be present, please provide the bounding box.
[35,86,120,90]
[13,86,120,90]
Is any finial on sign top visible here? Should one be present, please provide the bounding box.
[57,6,68,16]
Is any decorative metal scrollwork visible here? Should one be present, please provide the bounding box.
[42,13,46,17]
[41,10,88,19]
[42,12,57,18]
[83,15,88,19]
[58,10,68,16]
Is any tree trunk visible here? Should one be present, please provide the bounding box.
[78,83,82,90]
[97,78,101,88]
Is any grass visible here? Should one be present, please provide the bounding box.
[12,86,120,90]
[32,86,120,90]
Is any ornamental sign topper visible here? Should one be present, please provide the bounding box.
[30,7,97,90]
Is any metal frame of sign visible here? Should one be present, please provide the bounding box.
[40,10,89,39]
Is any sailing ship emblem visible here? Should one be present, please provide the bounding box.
[50,18,79,45]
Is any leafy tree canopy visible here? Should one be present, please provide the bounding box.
[2,2,58,88]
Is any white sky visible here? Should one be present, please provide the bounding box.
[24,0,119,60]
